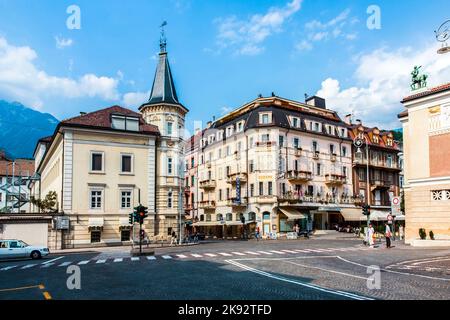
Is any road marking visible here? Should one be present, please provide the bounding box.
[225,259,373,300]
[113,258,123,263]
[96,260,106,264]
[410,257,450,266]
[176,254,187,258]
[307,249,326,253]
[58,261,72,267]
[191,254,203,258]
[162,255,172,259]
[284,260,368,280]
[21,264,37,269]
[337,256,450,282]
[281,250,297,254]
[0,284,43,292]
[204,253,217,257]
[218,253,232,256]
[42,291,52,300]
[245,251,260,255]
[77,260,90,265]
[131,257,140,261]
[42,256,64,264]
[0,265,17,271]
[41,263,54,268]
[257,251,273,255]
[294,249,309,253]
[231,252,246,256]
[146,256,156,260]
[270,250,286,255]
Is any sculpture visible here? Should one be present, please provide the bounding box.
[411,65,428,91]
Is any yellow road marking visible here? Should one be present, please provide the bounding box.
[42,291,52,300]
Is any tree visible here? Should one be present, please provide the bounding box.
[31,191,58,213]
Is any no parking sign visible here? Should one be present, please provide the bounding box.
[391,196,401,216]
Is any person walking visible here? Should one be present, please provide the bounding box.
[171,231,177,246]
[294,224,300,236]
[255,226,261,242]
[399,224,404,240]
[367,223,375,247]
[385,222,392,249]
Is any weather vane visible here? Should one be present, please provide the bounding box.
[160,21,167,53]
[435,19,450,54]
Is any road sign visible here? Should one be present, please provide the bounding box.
[391,196,401,215]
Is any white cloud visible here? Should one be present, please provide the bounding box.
[295,40,313,51]
[0,36,120,110]
[55,36,73,49]
[221,106,233,115]
[316,44,450,128]
[214,0,302,56]
[122,91,149,108]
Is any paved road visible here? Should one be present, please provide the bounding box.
[1,235,449,300]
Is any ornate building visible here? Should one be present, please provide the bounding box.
[139,37,188,237]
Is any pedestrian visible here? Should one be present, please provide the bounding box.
[399,224,404,240]
[385,222,392,249]
[255,226,260,241]
[294,224,300,236]
[367,223,375,247]
[171,231,177,246]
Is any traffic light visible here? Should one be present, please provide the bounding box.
[128,212,134,224]
[362,205,371,216]
[134,205,148,224]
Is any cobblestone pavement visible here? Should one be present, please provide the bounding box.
[0,235,449,300]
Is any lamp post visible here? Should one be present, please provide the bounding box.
[354,136,370,231]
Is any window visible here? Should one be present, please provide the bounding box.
[167,122,173,135]
[226,188,230,199]
[191,175,195,187]
[168,158,173,175]
[358,168,366,181]
[111,115,139,131]
[91,231,101,243]
[281,183,286,195]
[226,213,232,221]
[249,137,254,148]
[261,134,270,142]
[341,128,346,137]
[261,114,270,124]
[190,157,194,168]
[293,138,300,149]
[249,160,255,173]
[343,167,347,177]
[292,118,298,128]
[342,146,347,157]
[226,146,231,156]
[315,123,320,132]
[121,154,133,173]
[237,122,243,132]
[294,160,298,171]
[121,229,131,241]
[120,190,132,209]
[219,189,223,201]
[316,163,321,176]
[329,144,335,154]
[91,152,103,172]
[312,141,318,153]
[259,182,264,196]
[279,135,284,147]
[250,184,255,197]
[168,191,173,208]
[387,155,393,168]
[90,190,102,209]
[268,182,273,195]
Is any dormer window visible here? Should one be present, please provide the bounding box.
[373,135,379,144]
[291,117,300,128]
[314,123,320,132]
[226,126,233,137]
[259,112,272,125]
[111,115,139,132]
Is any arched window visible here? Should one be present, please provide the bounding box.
[248,212,256,221]
[217,214,223,221]
[206,214,211,222]
[263,212,271,220]
[236,213,244,221]
[226,213,233,221]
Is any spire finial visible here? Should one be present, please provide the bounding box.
[160,21,167,53]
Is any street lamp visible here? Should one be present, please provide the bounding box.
[354,136,370,231]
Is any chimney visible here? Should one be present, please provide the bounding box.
[344,114,352,125]
[305,96,326,109]
[355,119,362,126]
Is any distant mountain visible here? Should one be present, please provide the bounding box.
[0,100,58,159]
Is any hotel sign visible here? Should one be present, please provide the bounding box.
[258,175,273,181]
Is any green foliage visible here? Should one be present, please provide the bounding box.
[31,191,58,213]
[419,228,427,240]
[429,230,435,240]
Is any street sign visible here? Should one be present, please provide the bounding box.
[391,196,402,215]
[353,138,364,148]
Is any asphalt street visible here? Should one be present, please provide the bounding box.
[1,234,449,300]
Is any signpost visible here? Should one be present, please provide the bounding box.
[390,196,401,241]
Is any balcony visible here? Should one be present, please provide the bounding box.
[371,180,391,189]
[226,172,248,184]
[184,186,191,194]
[312,151,320,160]
[226,197,248,207]
[234,151,241,160]
[294,148,302,157]
[256,141,276,148]
[330,153,337,162]
[286,170,313,183]
[199,179,216,189]
[184,204,193,211]
[255,196,277,204]
[325,174,346,185]
[199,200,216,210]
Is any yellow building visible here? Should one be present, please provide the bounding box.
[399,83,450,246]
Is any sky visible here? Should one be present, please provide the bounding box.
[1,0,450,134]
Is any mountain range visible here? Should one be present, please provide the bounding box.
[0,100,58,159]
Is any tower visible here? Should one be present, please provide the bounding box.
[139,25,188,237]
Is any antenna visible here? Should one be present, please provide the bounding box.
[160,21,167,53]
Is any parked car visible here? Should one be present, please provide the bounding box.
[0,239,50,260]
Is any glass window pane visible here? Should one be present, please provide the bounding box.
[122,155,132,172]
[111,116,125,130]
[92,154,102,171]
[126,118,139,131]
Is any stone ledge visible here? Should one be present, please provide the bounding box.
[410,239,450,247]
[130,248,155,256]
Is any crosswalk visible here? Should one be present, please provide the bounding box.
[0,246,369,272]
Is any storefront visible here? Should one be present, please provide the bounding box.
[278,208,307,233]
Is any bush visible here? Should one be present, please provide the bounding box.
[429,231,435,240]
[419,228,426,240]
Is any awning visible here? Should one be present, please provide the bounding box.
[193,221,223,227]
[119,217,131,227]
[394,215,405,221]
[88,217,104,227]
[369,210,391,221]
[279,208,306,220]
[341,208,366,222]
[318,206,341,212]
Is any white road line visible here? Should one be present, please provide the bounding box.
[270,250,286,255]
[294,249,309,253]
[162,255,172,259]
[113,258,123,263]
[41,262,54,268]
[281,250,297,254]
[305,249,324,253]
[191,254,203,258]
[225,259,372,300]
[21,264,37,269]
[58,261,72,267]
[337,256,450,282]
[410,257,450,266]
[146,256,156,260]
[204,253,217,257]
[257,251,273,255]
[96,260,107,264]
[284,260,368,280]
[218,253,232,256]
[231,252,246,256]
[245,251,260,255]
[42,256,65,265]
[77,260,90,265]
[177,254,188,259]
[131,257,140,261]
[1,265,17,271]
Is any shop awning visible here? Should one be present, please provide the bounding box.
[318,206,341,212]
[279,208,306,220]
[119,217,131,227]
[341,208,366,222]
[193,221,223,227]
[369,210,391,221]
[88,217,104,227]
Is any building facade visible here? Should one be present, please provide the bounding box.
[399,83,450,245]
[187,95,357,238]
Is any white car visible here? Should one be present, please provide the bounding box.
[0,239,50,260]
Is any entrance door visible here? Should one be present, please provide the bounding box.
[313,214,323,230]
[263,223,270,235]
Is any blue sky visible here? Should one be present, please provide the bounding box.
[0,0,450,134]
